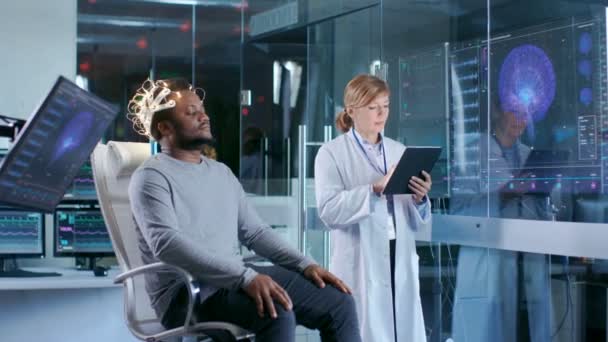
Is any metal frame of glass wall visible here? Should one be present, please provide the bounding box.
[241,1,608,341]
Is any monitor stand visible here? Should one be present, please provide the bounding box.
[75,256,99,271]
[0,257,61,277]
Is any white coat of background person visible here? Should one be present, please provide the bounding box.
[314,74,433,342]
[451,109,551,342]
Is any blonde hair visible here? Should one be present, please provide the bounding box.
[336,74,390,133]
[202,144,217,160]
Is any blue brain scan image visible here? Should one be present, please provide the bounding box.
[498,44,556,123]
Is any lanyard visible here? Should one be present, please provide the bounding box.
[352,128,387,175]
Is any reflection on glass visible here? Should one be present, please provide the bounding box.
[448,17,606,223]
[451,105,552,341]
[241,26,307,196]
[444,16,608,342]
[398,47,449,197]
[449,39,488,217]
[240,126,265,194]
[489,20,601,210]
[489,107,553,220]
[452,247,551,341]
[419,243,606,342]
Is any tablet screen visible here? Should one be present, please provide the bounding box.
[384,146,442,195]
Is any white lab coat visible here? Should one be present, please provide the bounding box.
[314,132,431,342]
[451,136,551,342]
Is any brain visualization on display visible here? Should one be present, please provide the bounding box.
[498,44,556,124]
[447,18,607,197]
[52,111,95,164]
[0,77,118,211]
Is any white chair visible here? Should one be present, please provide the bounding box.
[91,141,255,342]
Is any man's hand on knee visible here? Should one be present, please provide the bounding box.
[243,274,293,319]
[303,265,352,294]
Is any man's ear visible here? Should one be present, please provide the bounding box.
[157,120,174,137]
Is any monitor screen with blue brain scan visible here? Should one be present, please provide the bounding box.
[0,76,119,212]
[449,18,606,203]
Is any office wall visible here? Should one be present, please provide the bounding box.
[0,0,76,149]
[0,0,76,265]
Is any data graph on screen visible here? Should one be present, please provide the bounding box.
[55,210,112,255]
[448,18,608,198]
[63,160,97,200]
[449,42,486,196]
[398,46,449,196]
[0,210,44,255]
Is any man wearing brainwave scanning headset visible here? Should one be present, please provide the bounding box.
[127,78,361,342]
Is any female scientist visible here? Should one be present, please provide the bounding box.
[314,74,432,342]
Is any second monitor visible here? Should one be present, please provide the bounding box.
[54,208,113,270]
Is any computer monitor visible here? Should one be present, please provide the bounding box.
[0,208,44,256]
[63,159,97,200]
[54,208,114,270]
[0,76,119,212]
[0,207,59,277]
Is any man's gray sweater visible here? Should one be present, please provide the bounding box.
[128,153,316,318]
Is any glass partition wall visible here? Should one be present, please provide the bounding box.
[241,2,381,266]
[242,0,608,341]
[77,0,242,173]
[440,2,608,341]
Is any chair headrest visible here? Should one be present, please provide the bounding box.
[107,141,151,177]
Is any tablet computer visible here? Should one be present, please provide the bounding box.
[383,146,442,195]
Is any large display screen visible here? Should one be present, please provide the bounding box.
[399,47,449,197]
[448,18,606,218]
[0,77,118,212]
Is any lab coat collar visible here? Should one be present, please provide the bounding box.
[349,128,383,150]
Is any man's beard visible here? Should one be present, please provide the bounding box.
[174,132,215,151]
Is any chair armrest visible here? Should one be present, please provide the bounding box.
[114,262,193,284]
[114,262,199,329]
[243,254,266,263]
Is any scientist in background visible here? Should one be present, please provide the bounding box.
[451,107,551,342]
[240,126,264,194]
[314,74,432,342]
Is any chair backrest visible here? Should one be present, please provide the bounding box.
[91,141,162,335]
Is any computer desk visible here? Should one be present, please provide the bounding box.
[0,267,119,290]
[0,267,138,342]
